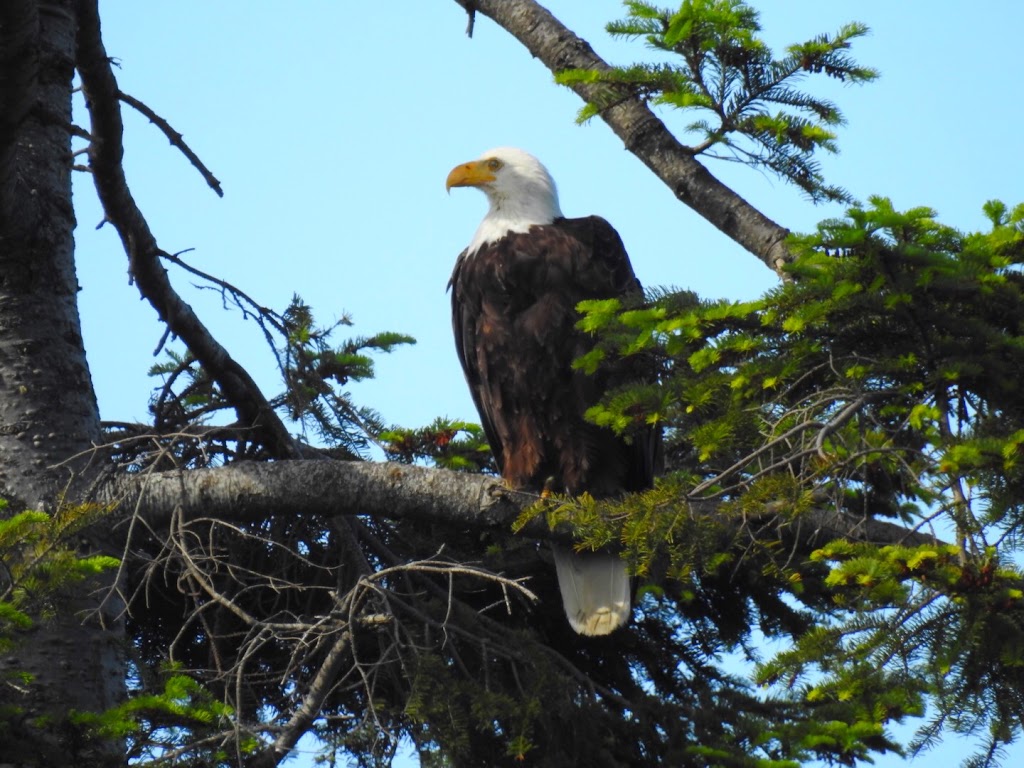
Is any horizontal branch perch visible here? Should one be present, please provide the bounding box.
[95,459,938,549]
[100,460,533,532]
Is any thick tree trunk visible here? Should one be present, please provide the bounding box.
[0,1,123,764]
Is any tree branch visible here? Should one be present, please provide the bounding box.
[73,0,299,459]
[246,629,351,768]
[95,460,939,550]
[450,0,792,274]
[118,90,224,197]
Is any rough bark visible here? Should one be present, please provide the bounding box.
[0,1,123,764]
[95,459,939,550]
[0,0,98,503]
[450,0,792,274]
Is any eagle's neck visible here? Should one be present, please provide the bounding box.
[466,184,562,256]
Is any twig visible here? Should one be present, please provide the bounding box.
[74,0,299,460]
[118,90,224,197]
[246,629,353,768]
[463,0,476,37]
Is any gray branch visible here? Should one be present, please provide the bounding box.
[95,460,938,550]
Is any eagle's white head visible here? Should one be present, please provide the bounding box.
[446,147,563,255]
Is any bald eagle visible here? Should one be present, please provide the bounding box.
[446,147,657,635]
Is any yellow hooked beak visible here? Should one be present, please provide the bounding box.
[446,159,497,191]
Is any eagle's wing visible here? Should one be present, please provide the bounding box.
[450,216,658,493]
[450,250,506,472]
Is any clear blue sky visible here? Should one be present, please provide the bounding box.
[73,2,1024,765]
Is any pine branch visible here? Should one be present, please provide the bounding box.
[555,1,875,205]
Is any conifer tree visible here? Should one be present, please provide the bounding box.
[1,1,1021,767]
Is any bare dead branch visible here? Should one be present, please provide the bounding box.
[247,629,352,768]
[160,250,284,334]
[245,556,536,768]
[118,90,224,197]
[73,0,300,460]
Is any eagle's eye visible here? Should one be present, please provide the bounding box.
[486,158,503,172]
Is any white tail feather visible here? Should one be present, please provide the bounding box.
[552,546,631,635]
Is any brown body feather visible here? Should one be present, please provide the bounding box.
[447,148,657,635]
[450,216,655,500]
